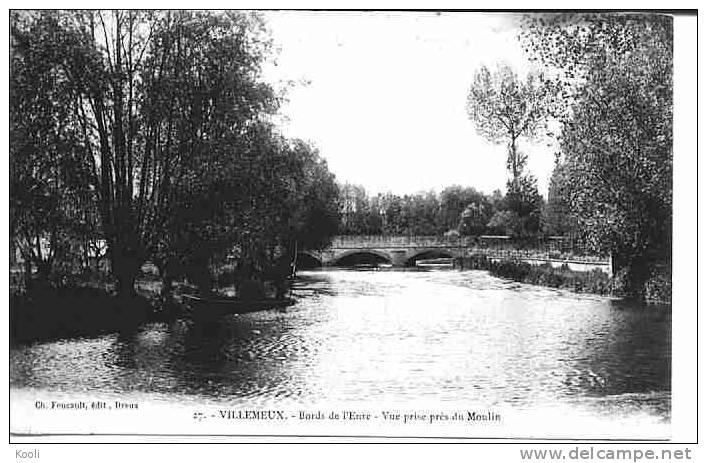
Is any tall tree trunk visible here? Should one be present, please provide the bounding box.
[114,259,138,299]
[156,259,174,303]
[613,251,649,301]
[626,256,649,302]
[186,253,213,296]
[110,241,141,300]
[24,260,33,292]
[161,273,174,302]
[115,269,137,299]
[509,136,519,184]
[36,260,52,287]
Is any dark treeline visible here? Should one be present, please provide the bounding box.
[10,10,339,304]
[338,183,551,239]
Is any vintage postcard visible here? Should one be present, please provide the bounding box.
[8,9,694,444]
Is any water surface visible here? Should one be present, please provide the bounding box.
[11,269,671,432]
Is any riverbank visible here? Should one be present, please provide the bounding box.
[10,268,294,344]
[9,266,182,344]
[9,285,162,344]
[459,256,671,304]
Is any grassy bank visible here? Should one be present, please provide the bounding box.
[9,268,177,344]
[459,256,671,304]
[10,286,154,344]
[10,267,290,344]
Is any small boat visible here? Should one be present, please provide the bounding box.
[415,257,454,268]
[181,294,295,320]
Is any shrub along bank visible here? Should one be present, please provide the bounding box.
[10,267,176,344]
[459,256,670,304]
[10,285,153,344]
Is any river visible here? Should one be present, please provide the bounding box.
[10,269,671,438]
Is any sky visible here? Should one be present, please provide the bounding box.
[261,11,558,197]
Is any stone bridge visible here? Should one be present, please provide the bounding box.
[300,235,472,267]
[297,235,612,273]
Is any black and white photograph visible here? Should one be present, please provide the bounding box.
[7,8,696,444]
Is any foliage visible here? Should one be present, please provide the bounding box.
[542,158,577,236]
[10,11,340,300]
[339,183,373,235]
[466,63,558,182]
[10,12,99,284]
[521,13,672,296]
[462,256,613,296]
[337,184,503,237]
[503,174,544,237]
[440,186,490,234]
[486,211,522,237]
[493,261,612,295]
[465,63,551,237]
[10,11,274,296]
[290,141,341,250]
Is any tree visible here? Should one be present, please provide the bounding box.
[487,211,522,237]
[504,174,544,237]
[401,192,439,235]
[290,141,340,250]
[542,157,577,236]
[365,195,384,235]
[466,63,554,239]
[381,192,399,236]
[438,185,488,234]
[460,202,487,236]
[335,186,518,237]
[466,63,557,184]
[11,11,277,299]
[521,13,672,297]
[10,13,97,288]
[339,184,371,235]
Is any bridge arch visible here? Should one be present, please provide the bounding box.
[296,252,323,269]
[405,249,454,267]
[333,250,393,267]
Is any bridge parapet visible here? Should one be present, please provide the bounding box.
[317,235,609,271]
[330,235,470,249]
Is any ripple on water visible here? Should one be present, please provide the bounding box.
[11,269,670,422]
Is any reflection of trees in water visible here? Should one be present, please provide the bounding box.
[13,269,672,413]
[181,321,229,370]
[168,319,268,395]
[109,326,181,392]
[290,273,338,298]
[157,316,317,399]
[112,330,139,370]
[104,320,234,395]
[563,303,670,397]
[10,344,44,387]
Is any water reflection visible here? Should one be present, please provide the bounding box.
[10,269,670,417]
